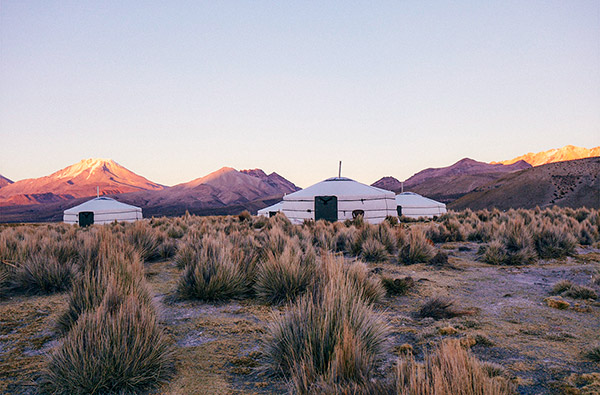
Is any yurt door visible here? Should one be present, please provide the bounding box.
[315,196,338,222]
[79,211,94,227]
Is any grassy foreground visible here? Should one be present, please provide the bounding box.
[0,207,599,394]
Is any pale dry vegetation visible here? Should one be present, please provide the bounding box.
[0,206,598,393]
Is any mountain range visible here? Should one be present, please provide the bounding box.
[0,145,597,222]
[449,157,600,210]
[0,161,299,222]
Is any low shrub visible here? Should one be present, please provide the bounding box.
[551,280,573,295]
[585,345,600,362]
[562,284,598,300]
[399,229,436,264]
[381,276,415,296]
[396,339,514,394]
[417,297,473,320]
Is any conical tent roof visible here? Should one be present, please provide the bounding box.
[283,177,393,201]
[64,197,141,214]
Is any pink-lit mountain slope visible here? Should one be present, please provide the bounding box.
[0,158,164,206]
[492,145,600,167]
[114,167,298,218]
[0,175,13,188]
[240,169,300,194]
[371,158,531,202]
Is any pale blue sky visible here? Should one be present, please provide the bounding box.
[1,1,598,188]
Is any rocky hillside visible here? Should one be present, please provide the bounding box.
[492,145,600,166]
[450,157,600,210]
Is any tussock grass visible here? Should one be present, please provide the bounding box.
[42,290,174,394]
[360,237,389,262]
[417,297,473,320]
[532,223,577,259]
[125,221,161,261]
[12,253,74,294]
[264,267,389,394]
[254,244,314,304]
[551,280,598,300]
[400,228,436,264]
[396,339,514,394]
[585,345,600,362]
[382,276,415,296]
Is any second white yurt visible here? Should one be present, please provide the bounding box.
[281,177,396,224]
[257,201,283,217]
[395,192,446,218]
[63,197,142,226]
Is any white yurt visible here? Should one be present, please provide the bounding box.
[257,201,283,217]
[63,197,142,226]
[281,177,396,224]
[395,192,446,218]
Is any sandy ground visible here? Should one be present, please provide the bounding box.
[1,244,599,394]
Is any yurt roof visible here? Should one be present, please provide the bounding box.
[64,197,141,214]
[395,192,445,207]
[284,177,394,201]
[258,201,283,214]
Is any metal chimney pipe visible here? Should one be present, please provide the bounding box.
[338,161,342,178]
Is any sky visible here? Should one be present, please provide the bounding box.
[1,1,598,188]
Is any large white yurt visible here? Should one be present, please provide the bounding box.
[257,201,283,217]
[395,192,446,218]
[281,177,396,224]
[63,197,142,226]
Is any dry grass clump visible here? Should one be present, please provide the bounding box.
[382,276,415,296]
[417,297,473,320]
[125,221,161,261]
[315,254,385,305]
[177,237,249,301]
[264,261,389,394]
[42,287,174,394]
[399,228,436,264]
[43,227,174,394]
[532,223,577,259]
[361,237,389,262]
[12,253,74,294]
[56,235,149,333]
[396,339,514,395]
[551,280,598,300]
[562,284,598,300]
[254,244,315,305]
[479,218,537,265]
[585,345,600,362]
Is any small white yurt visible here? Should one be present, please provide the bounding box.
[257,201,283,217]
[63,197,142,226]
[395,192,446,219]
[281,177,396,224]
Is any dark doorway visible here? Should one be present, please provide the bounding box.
[315,196,338,222]
[352,209,364,219]
[396,206,403,216]
[79,211,94,227]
